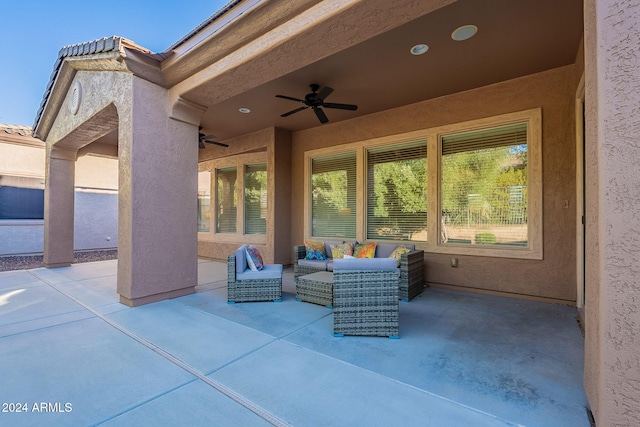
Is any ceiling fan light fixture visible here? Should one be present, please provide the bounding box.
[451,25,478,41]
[276,84,357,124]
[410,44,429,55]
[239,107,251,113]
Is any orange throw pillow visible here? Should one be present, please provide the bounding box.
[353,242,377,258]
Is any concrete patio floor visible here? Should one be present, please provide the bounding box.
[0,259,589,426]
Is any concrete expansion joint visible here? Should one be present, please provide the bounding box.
[32,274,290,427]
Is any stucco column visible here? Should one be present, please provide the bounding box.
[584,0,640,425]
[116,80,202,306]
[43,146,76,268]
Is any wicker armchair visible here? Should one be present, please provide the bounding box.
[227,245,282,303]
[293,243,425,301]
[332,258,399,338]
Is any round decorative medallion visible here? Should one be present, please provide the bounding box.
[69,82,82,115]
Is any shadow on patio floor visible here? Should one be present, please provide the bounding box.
[0,259,589,426]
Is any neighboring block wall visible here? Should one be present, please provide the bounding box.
[0,126,118,255]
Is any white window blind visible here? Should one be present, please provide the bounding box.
[311,152,356,238]
[367,140,428,241]
[216,167,237,233]
[244,164,267,235]
[197,171,211,232]
[441,122,528,246]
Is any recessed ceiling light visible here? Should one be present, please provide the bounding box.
[239,107,251,113]
[451,25,478,41]
[410,44,429,55]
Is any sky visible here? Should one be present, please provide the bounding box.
[0,0,231,127]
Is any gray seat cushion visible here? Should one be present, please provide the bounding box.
[236,263,283,280]
[333,257,397,271]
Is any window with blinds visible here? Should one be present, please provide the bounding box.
[197,171,211,232]
[311,152,356,238]
[216,167,237,233]
[367,141,428,241]
[244,164,267,235]
[440,122,528,247]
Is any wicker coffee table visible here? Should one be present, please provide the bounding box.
[296,271,334,308]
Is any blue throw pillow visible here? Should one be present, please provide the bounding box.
[304,240,326,260]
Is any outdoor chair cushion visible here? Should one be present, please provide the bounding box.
[236,263,283,280]
[236,244,249,274]
[333,257,397,271]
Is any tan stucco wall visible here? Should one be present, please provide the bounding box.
[584,0,640,424]
[0,144,44,178]
[0,139,117,190]
[291,65,580,303]
[44,69,199,305]
[75,156,118,190]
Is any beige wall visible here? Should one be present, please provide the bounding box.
[0,140,117,190]
[0,131,117,190]
[76,156,118,190]
[291,65,580,304]
[0,143,44,178]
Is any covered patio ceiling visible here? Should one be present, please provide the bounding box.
[89,0,583,150]
[193,0,583,143]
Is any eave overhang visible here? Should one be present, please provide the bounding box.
[33,37,165,142]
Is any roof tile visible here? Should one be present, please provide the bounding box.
[0,124,33,136]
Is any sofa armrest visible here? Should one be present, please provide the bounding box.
[399,249,425,301]
[227,253,237,283]
[293,245,306,264]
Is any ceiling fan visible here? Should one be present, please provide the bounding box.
[276,84,358,124]
[199,127,228,148]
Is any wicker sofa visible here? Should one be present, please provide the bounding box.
[227,244,282,303]
[332,258,399,338]
[293,240,425,301]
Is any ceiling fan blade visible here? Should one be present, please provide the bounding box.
[209,141,229,148]
[316,86,334,101]
[276,94,304,103]
[313,106,329,124]
[199,140,206,149]
[323,102,358,111]
[281,106,308,117]
[202,134,218,140]
[203,139,229,148]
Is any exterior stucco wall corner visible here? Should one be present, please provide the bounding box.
[116,77,198,306]
[584,0,640,425]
